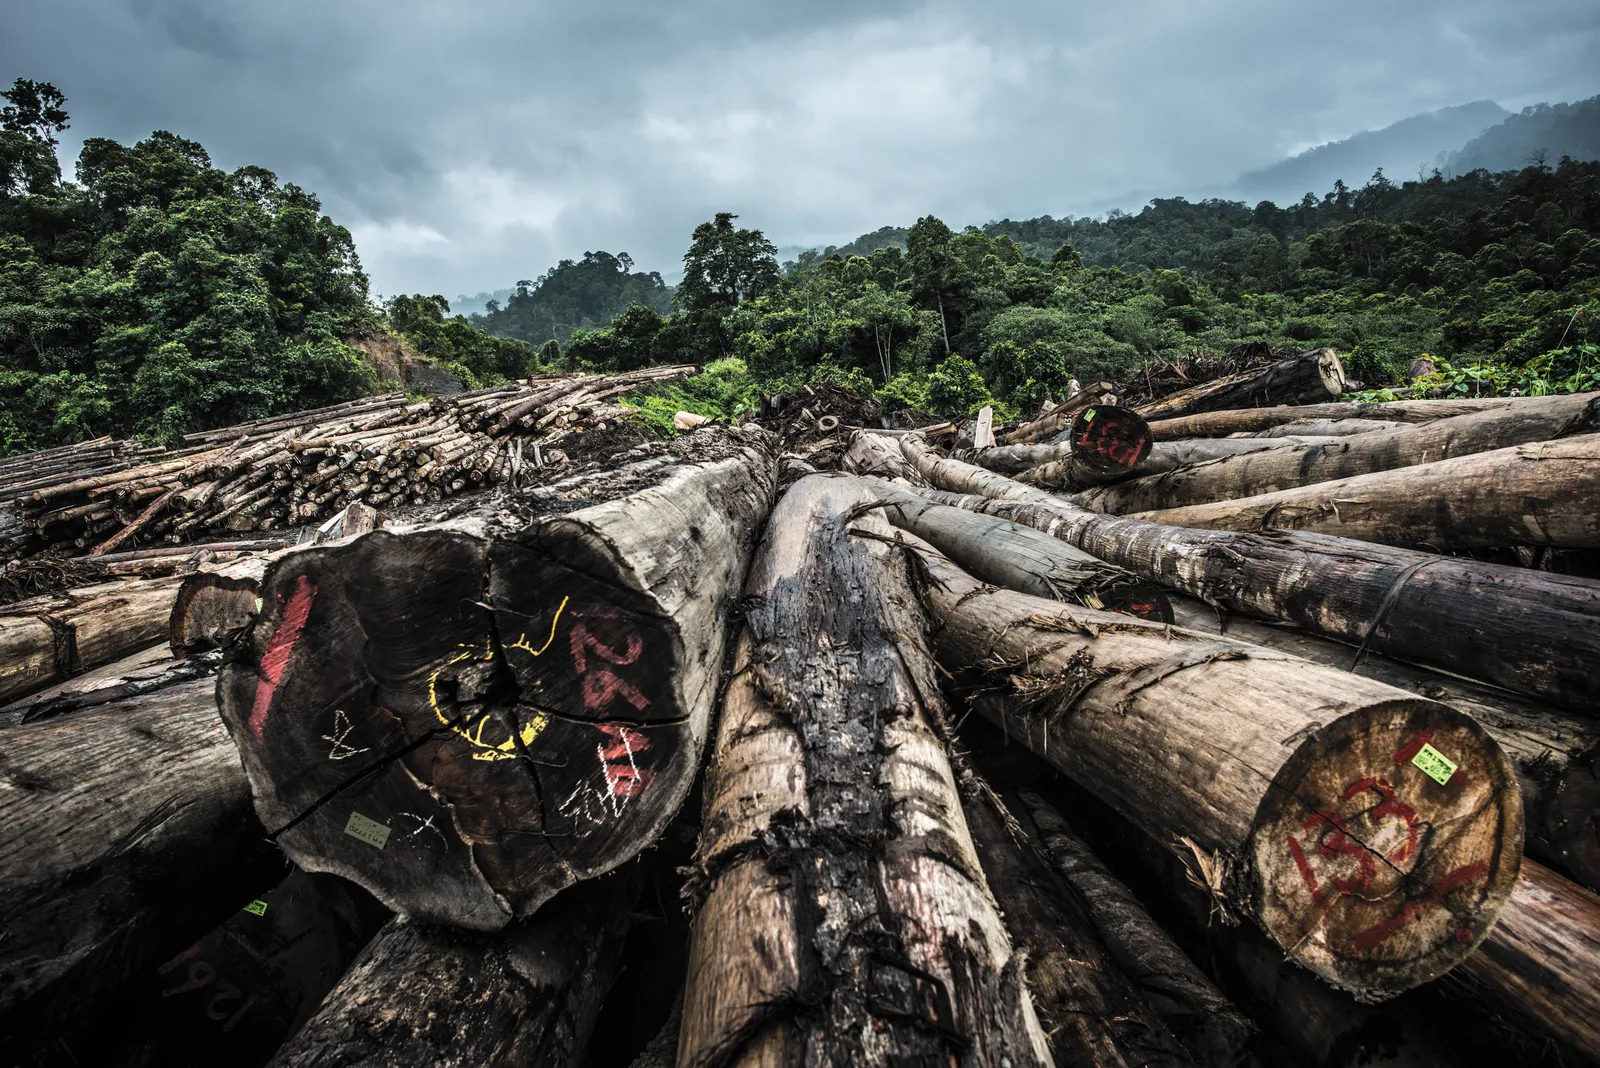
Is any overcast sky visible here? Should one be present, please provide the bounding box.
[6,0,1599,299]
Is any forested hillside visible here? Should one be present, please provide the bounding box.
[468,251,672,348]
[1446,96,1600,174]
[0,80,534,453]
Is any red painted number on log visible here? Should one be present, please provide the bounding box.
[569,610,643,675]
[1287,777,1421,903]
[1076,417,1146,469]
[248,574,318,739]
[1348,860,1491,952]
[598,723,655,798]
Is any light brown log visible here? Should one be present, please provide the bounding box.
[910,539,1524,999]
[219,428,777,930]
[678,473,1052,1068]
[999,380,1115,444]
[1253,418,1414,437]
[1458,860,1600,1062]
[0,678,283,1048]
[978,433,1340,478]
[1146,395,1540,441]
[961,779,1195,1067]
[1133,436,1600,550]
[1134,348,1346,420]
[842,429,924,482]
[0,575,183,704]
[1018,790,1255,1068]
[265,870,639,1068]
[1165,595,1600,893]
[1081,392,1600,514]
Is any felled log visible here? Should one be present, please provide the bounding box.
[1145,395,1531,440]
[0,677,283,1048]
[0,574,183,703]
[842,429,924,482]
[996,405,1154,490]
[1132,436,1600,549]
[961,780,1195,1067]
[169,553,284,654]
[1166,595,1599,892]
[1252,417,1413,437]
[1133,348,1346,420]
[910,539,1524,999]
[897,457,1600,713]
[1019,790,1255,1067]
[1459,860,1600,1062]
[976,432,1339,478]
[218,427,777,930]
[999,380,1115,444]
[1080,392,1600,514]
[869,480,1172,620]
[678,474,1052,1068]
[267,868,640,1068]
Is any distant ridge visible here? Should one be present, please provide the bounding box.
[1445,95,1600,173]
[1235,100,1508,205]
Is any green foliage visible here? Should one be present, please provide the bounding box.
[384,293,536,388]
[472,250,671,348]
[620,356,762,434]
[925,354,993,416]
[677,213,779,315]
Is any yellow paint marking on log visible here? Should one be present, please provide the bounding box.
[427,596,569,761]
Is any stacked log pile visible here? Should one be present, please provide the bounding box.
[1,354,1597,1067]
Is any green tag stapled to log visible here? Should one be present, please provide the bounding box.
[345,810,391,850]
[242,899,268,916]
[1412,743,1458,785]
[1083,408,1096,421]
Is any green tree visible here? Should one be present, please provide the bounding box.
[677,213,779,315]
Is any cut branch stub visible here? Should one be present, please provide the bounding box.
[218,434,775,930]
[1066,404,1151,476]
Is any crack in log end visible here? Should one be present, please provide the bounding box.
[1248,698,1524,998]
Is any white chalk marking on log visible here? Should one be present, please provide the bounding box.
[321,708,370,761]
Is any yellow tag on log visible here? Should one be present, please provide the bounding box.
[242,900,268,916]
[1412,743,1457,785]
[345,810,391,849]
[1083,408,1096,422]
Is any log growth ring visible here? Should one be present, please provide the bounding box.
[1248,697,1524,999]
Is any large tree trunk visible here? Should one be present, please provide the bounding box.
[1164,595,1600,893]
[169,552,282,655]
[1131,436,1600,549]
[217,428,777,931]
[1253,417,1414,437]
[0,676,284,1050]
[1017,791,1255,1068]
[908,540,1524,1000]
[981,434,1342,482]
[267,868,641,1068]
[0,574,182,703]
[843,428,925,482]
[999,380,1116,444]
[1145,395,1537,440]
[960,779,1196,1067]
[677,474,1053,1068]
[1458,859,1600,1063]
[1133,348,1347,420]
[868,480,1172,620]
[1079,392,1599,514]
[895,440,1600,713]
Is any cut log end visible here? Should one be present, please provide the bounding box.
[1068,404,1152,476]
[1248,698,1524,999]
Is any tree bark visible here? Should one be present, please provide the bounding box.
[1164,595,1600,893]
[169,553,281,655]
[1252,418,1414,437]
[1131,436,1600,550]
[0,574,183,703]
[1079,392,1600,514]
[910,542,1525,1000]
[999,381,1116,444]
[1145,395,1535,441]
[979,434,1340,479]
[843,429,925,483]
[961,779,1195,1067]
[1018,790,1255,1068]
[1457,860,1600,1064]
[217,428,777,930]
[677,473,1053,1068]
[895,466,1600,714]
[266,868,640,1068]
[1133,348,1346,421]
[0,677,283,1048]
[868,480,1172,621]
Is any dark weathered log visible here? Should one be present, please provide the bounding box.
[0,574,183,704]
[1019,790,1255,1067]
[0,678,283,1048]
[869,480,1172,620]
[1134,348,1346,420]
[1004,405,1154,490]
[1133,436,1600,549]
[1253,418,1414,437]
[899,463,1600,714]
[962,779,1195,1067]
[1146,395,1531,440]
[1458,860,1600,1062]
[1165,595,1600,892]
[979,433,1340,480]
[678,474,1052,1068]
[169,552,282,654]
[0,645,220,727]
[999,380,1115,444]
[1081,392,1600,514]
[911,540,1524,999]
[219,428,777,929]
[266,868,640,1068]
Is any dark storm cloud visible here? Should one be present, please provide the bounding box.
[4,0,1597,296]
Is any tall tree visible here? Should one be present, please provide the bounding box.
[906,215,959,353]
[677,212,779,315]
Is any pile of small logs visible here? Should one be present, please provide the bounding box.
[1,354,1598,1068]
[1,366,692,562]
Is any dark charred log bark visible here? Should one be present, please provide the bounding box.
[1133,349,1346,421]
